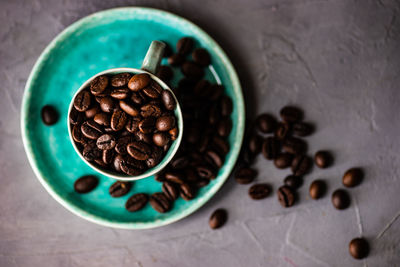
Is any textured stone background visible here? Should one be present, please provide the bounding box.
[1,0,400,266]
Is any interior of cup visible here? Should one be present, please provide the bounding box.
[67,68,183,181]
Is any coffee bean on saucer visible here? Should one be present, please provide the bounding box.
[165,171,185,185]
[168,54,185,66]
[309,180,326,200]
[277,185,295,208]
[111,73,131,87]
[256,113,276,133]
[125,193,148,212]
[292,122,314,137]
[41,105,59,125]
[280,106,303,123]
[332,189,351,209]
[74,90,91,112]
[109,181,131,197]
[343,168,363,187]
[249,183,271,200]
[314,151,332,168]
[192,48,211,67]
[235,167,257,184]
[150,192,171,213]
[291,155,312,176]
[156,65,174,82]
[128,73,151,91]
[177,37,194,55]
[74,175,98,193]
[349,238,369,259]
[162,181,179,201]
[284,175,303,189]
[209,209,227,229]
[262,137,280,160]
[180,183,196,200]
[274,153,294,169]
[181,61,204,80]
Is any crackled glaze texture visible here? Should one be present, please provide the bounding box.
[1,0,400,266]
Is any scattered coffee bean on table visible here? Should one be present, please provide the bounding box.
[349,237,369,259]
[277,185,295,208]
[235,167,257,184]
[342,168,363,188]
[209,209,227,229]
[74,175,98,193]
[332,189,351,210]
[314,151,332,168]
[256,113,276,133]
[309,180,327,200]
[248,183,271,200]
[41,105,59,125]
[284,175,303,189]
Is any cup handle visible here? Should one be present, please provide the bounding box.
[141,41,166,75]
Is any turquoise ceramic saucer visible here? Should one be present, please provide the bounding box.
[21,7,245,229]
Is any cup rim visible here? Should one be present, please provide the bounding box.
[67,67,183,181]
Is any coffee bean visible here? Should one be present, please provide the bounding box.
[343,168,363,188]
[153,132,170,147]
[291,155,312,176]
[349,238,369,259]
[69,108,84,125]
[93,113,110,127]
[102,149,114,164]
[248,133,262,155]
[212,136,230,156]
[196,165,216,180]
[111,109,128,131]
[161,90,176,111]
[146,146,163,168]
[111,73,131,87]
[275,122,291,140]
[109,181,131,197]
[119,100,139,116]
[100,97,115,113]
[235,167,257,184]
[135,131,152,144]
[125,193,148,212]
[143,82,162,99]
[72,124,85,143]
[332,189,350,209]
[195,178,210,188]
[193,80,211,97]
[274,153,294,169]
[94,158,107,167]
[131,92,146,105]
[280,106,303,123]
[127,141,152,161]
[283,137,307,155]
[128,73,151,91]
[292,122,314,137]
[180,183,196,200]
[150,192,171,213]
[156,116,175,132]
[81,121,103,140]
[74,90,91,112]
[125,117,140,133]
[256,114,276,133]
[139,117,156,134]
[85,105,100,119]
[111,87,130,100]
[74,175,98,193]
[192,48,211,67]
[217,118,232,137]
[220,96,233,117]
[156,65,174,82]
[205,150,224,169]
[277,185,295,208]
[177,37,194,55]
[115,136,133,155]
[82,142,102,162]
[181,61,204,80]
[209,209,227,229]
[284,175,303,189]
[165,171,185,184]
[262,137,280,160]
[96,134,116,150]
[168,54,185,66]
[140,103,162,118]
[249,184,271,200]
[314,151,332,168]
[209,84,224,101]
[120,157,145,176]
[162,181,179,201]
[113,154,124,172]
[169,127,179,141]
[90,75,109,96]
[309,180,327,200]
[41,105,59,125]
[170,156,189,169]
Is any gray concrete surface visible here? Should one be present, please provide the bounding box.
[1,0,400,266]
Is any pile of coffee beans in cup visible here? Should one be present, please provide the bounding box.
[69,71,178,176]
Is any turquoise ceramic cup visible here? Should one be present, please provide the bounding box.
[67,41,183,181]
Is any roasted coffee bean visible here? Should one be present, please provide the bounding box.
[292,122,314,137]
[262,137,280,160]
[212,136,230,156]
[217,118,232,137]
[127,141,152,161]
[235,167,257,184]
[349,238,369,259]
[180,183,196,200]
[284,175,303,189]
[205,150,224,169]
[181,61,204,80]
[314,151,332,168]
[128,73,151,91]
[74,175,98,193]
[111,73,131,87]
[256,113,276,133]
[170,156,189,169]
[150,192,171,213]
[113,154,124,172]
[185,168,198,183]
[131,92,146,105]
[146,146,163,168]
[177,37,194,55]
[277,185,295,208]
[93,113,110,127]
[195,178,210,188]
[241,147,256,165]
[96,134,116,150]
[70,108,84,125]
[119,100,139,116]
[100,97,115,113]
[82,142,102,162]
[283,137,307,155]
[274,153,294,169]
[41,105,59,125]
[165,171,185,184]
[139,117,156,133]
[115,136,133,155]
[125,117,141,133]
[156,65,174,82]
[332,189,351,210]
[74,90,91,112]
[248,133,262,155]
[153,132,170,147]
[111,109,128,131]
[90,75,109,96]
[111,87,130,100]
[120,157,145,175]
[162,181,179,201]
[209,209,227,229]
[280,106,303,123]
[291,155,312,176]
[72,124,85,143]
[343,168,363,188]
[309,180,327,200]
[125,193,148,212]
[169,127,179,141]
[85,105,100,119]
[220,96,233,117]
[196,165,216,180]
[209,84,224,101]
[161,90,176,111]
[192,48,211,67]
[94,158,107,167]
[168,53,185,66]
[81,121,103,140]
[249,183,271,200]
[109,181,131,197]
[102,149,114,164]
[135,131,152,144]
[156,116,175,131]
[275,122,291,140]
[140,103,162,118]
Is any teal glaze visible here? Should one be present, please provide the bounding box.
[21,7,245,229]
